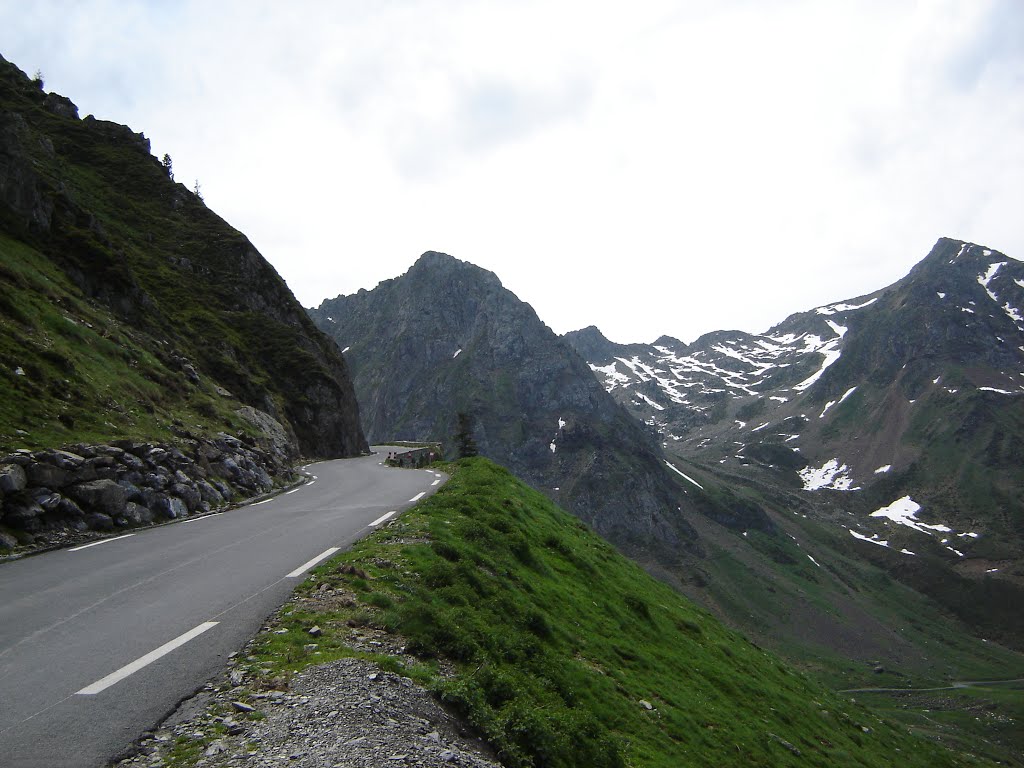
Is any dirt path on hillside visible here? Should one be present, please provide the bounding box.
[839,677,1024,694]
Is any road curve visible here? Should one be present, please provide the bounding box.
[0,447,446,768]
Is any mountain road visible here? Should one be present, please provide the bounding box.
[0,447,446,768]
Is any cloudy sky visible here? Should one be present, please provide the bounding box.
[2,1,1022,343]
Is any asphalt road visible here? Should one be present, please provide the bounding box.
[0,447,446,768]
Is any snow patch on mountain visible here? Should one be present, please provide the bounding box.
[819,386,857,418]
[799,458,858,491]
[849,529,890,548]
[824,319,848,338]
[792,344,842,392]
[868,496,970,543]
[814,297,878,315]
[977,262,1006,303]
[590,362,630,390]
[665,461,704,490]
[634,392,664,410]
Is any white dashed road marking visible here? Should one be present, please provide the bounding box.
[369,511,397,527]
[286,547,341,578]
[76,621,219,695]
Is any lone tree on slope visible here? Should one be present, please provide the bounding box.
[455,412,478,459]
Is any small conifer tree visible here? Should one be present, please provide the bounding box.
[455,412,478,458]
[161,153,174,180]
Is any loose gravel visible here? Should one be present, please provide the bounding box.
[116,654,501,768]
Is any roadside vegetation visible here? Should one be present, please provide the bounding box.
[0,232,252,450]
[241,457,998,767]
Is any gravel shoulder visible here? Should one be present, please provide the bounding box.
[114,591,502,768]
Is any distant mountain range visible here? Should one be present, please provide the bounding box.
[313,239,1024,671]
[567,237,1024,650]
[2,49,1021,762]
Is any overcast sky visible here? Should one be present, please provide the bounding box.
[2,1,1022,344]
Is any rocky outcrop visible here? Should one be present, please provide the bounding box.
[0,435,294,552]
[310,251,697,556]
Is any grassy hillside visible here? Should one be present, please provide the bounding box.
[241,458,1001,767]
[0,230,250,449]
[0,54,365,457]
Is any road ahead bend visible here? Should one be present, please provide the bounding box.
[0,448,446,768]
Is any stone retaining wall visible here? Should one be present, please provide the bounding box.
[0,434,296,553]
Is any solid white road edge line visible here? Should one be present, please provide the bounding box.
[76,621,219,695]
[409,492,426,502]
[181,512,223,525]
[369,511,397,527]
[286,547,341,578]
[68,534,136,552]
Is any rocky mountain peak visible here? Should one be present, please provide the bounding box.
[407,250,503,287]
[310,256,698,557]
[906,237,1018,288]
[561,325,616,361]
[651,334,688,352]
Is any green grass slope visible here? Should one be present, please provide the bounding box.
[0,230,248,448]
[0,54,365,457]
[622,457,1024,765]
[250,458,997,767]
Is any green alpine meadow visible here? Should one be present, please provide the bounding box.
[244,458,1004,768]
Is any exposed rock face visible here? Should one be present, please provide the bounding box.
[310,252,696,555]
[0,435,293,552]
[235,406,299,463]
[0,53,367,460]
[568,239,1024,548]
[567,237,1024,649]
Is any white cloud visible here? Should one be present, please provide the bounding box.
[1,0,1021,344]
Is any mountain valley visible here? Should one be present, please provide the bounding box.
[1,50,1022,766]
[565,238,1024,655]
[315,240,1024,762]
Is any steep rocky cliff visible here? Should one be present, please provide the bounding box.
[0,54,367,460]
[310,252,696,556]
